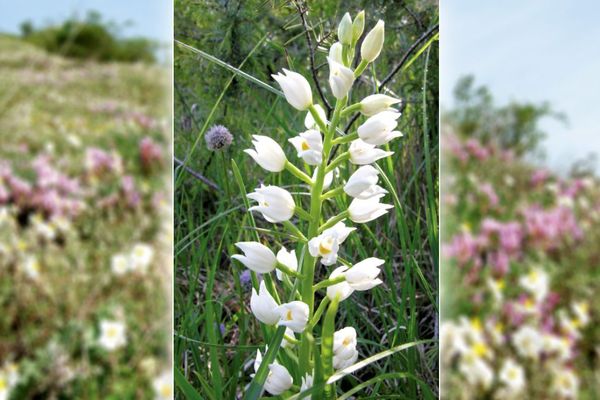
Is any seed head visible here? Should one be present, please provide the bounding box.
[205,125,233,151]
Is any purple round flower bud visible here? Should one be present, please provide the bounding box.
[205,125,233,151]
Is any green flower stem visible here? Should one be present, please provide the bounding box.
[276,261,303,278]
[326,151,350,173]
[340,103,362,117]
[321,295,340,399]
[308,296,330,329]
[286,161,313,186]
[321,186,345,201]
[312,275,346,292]
[284,334,301,345]
[298,98,345,378]
[263,273,281,304]
[294,206,313,222]
[319,210,350,233]
[331,132,359,146]
[342,44,350,67]
[308,104,328,132]
[282,220,308,242]
[354,59,369,78]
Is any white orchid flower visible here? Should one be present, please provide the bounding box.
[272,69,313,111]
[360,94,401,116]
[247,185,295,223]
[333,327,359,370]
[289,129,323,165]
[232,241,277,273]
[300,373,314,399]
[349,139,393,165]
[344,165,387,199]
[244,135,287,172]
[276,247,298,281]
[345,257,384,290]
[329,42,344,65]
[250,281,280,325]
[348,194,393,223]
[361,20,384,62]
[275,301,310,332]
[326,266,354,301]
[328,57,354,99]
[308,221,356,265]
[253,349,293,395]
[357,111,402,145]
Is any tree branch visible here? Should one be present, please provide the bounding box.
[174,156,221,192]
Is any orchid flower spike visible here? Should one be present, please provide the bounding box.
[244,135,287,172]
[247,184,295,223]
[250,281,280,324]
[232,241,276,273]
[272,69,313,111]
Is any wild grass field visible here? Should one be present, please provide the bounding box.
[441,80,600,399]
[0,35,172,399]
[174,1,439,398]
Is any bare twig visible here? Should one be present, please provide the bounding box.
[174,156,221,192]
[293,0,332,114]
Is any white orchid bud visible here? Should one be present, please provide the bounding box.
[282,327,296,348]
[244,135,287,172]
[289,129,323,165]
[272,69,313,111]
[309,221,356,265]
[349,139,394,165]
[348,194,393,223]
[337,13,353,45]
[328,57,355,99]
[232,241,277,273]
[357,111,402,145]
[254,349,293,395]
[276,247,298,281]
[304,104,327,130]
[329,42,344,65]
[247,185,295,223]
[333,327,359,370]
[275,301,309,332]
[300,374,314,399]
[326,266,354,301]
[345,257,384,290]
[250,281,280,324]
[312,167,335,190]
[360,94,401,116]
[361,20,384,62]
[344,165,385,199]
[352,11,365,43]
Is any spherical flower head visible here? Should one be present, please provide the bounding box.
[276,247,298,281]
[360,94,401,116]
[289,130,323,165]
[205,125,233,151]
[250,281,280,325]
[328,57,355,99]
[232,241,277,273]
[244,135,287,172]
[333,327,359,370]
[345,257,384,290]
[276,301,309,333]
[272,69,313,111]
[326,266,354,302]
[357,111,402,146]
[361,20,385,62]
[247,184,295,223]
[349,139,393,165]
[348,194,393,223]
[98,319,127,351]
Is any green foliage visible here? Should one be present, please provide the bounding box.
[21,12,156,63]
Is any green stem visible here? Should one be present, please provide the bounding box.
[284,334,301,345]
[282,220,308,242]
[308,296,330,329]
[321,296,340,399]
[308,104,328,132]
[326,151,350,173]
[286,161,313,185]
[340,103,362,117]
[276,261,303,278]
[331,132,359,146]
[321,186,345,201]
[354,59,369,78]
[295,206,313,222]
[313,275,346,292]
[319,210,349,233]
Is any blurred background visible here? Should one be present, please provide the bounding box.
[441,1,600,399]
[0,1,172,398]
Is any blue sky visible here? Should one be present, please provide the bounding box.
[441,1,600,173]
[0,0,171,42]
